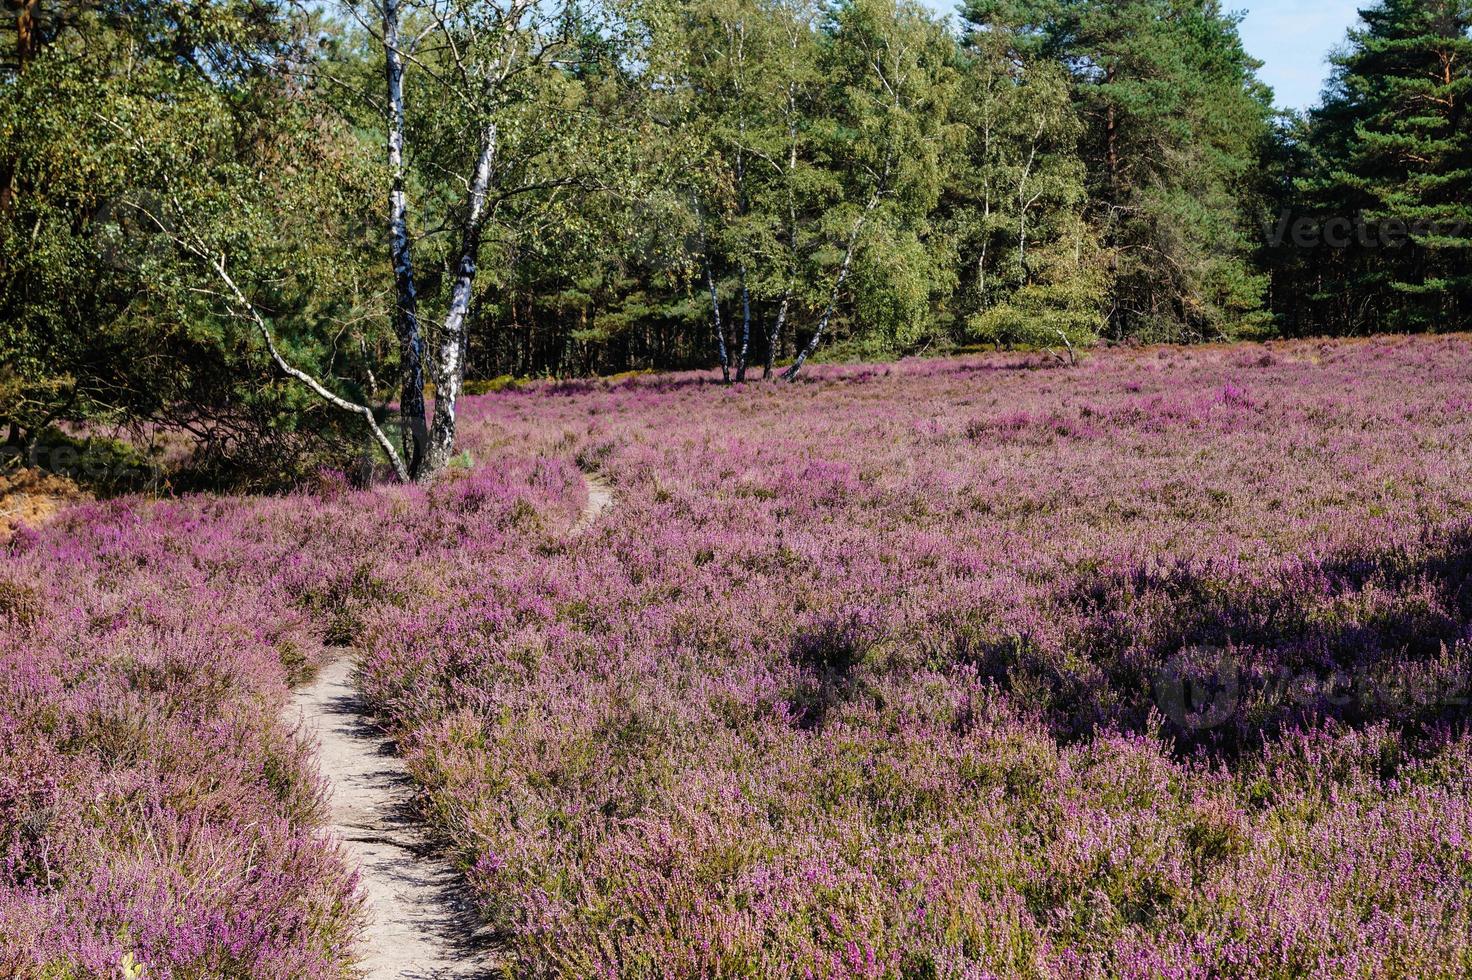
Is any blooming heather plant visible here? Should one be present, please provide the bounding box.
[357,337,1472,978]
[0,462,582,976]
[9,336,1472,977]
[0,499,357,977]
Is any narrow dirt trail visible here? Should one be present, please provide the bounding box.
[572,470,614,535]
[290,659,499,978]
[290,471,614,978]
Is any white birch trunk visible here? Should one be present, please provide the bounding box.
[763,287,790,380]
[384,0,429,476]
[782,188,881,382]
[766,88,800,381]
[1016,121,1044,284]
[425,124,498,473]
[735,267,751,382]
[693,196,731,384]
[705,258,731,384]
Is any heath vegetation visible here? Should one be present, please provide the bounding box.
[4,0,1472,977]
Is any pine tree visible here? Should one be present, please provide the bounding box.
[963,0,1274,342]
[1305,0,1472,331]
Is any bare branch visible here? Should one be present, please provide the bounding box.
[205,251,411,483]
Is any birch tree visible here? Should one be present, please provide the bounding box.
[661,0,825,383]
[353,0,595,476]
[783,0,957,380]
[1,0,399,482]
[952,25,1104,350]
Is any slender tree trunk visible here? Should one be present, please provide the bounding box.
[1103,65,1125,338]
[383,0,429,476]
[783,189,880,382]
[1017,122,1043,285]
[781,249,853,383]
[15,0,38,70]
[1105,65,1120,199]
[705,257,730,383]
[425,124,497,475]
[763,288,789,380]
[1,0,40,220]
[976,107,993,305]
[977,197,990,301]
[767,94,801,382]
[732,60,751,384]
[693,196,730,383]
[525,299,536,377]
[735,267,751,382]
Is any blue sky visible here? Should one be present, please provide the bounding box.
[928,0,1366,112]
[1235,1,1365,110]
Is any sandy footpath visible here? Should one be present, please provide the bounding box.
[290,657,501,979]
[291,470,614,977]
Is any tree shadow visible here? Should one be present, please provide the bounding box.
[945,521,1472,757]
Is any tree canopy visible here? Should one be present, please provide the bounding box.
[1,0,1468,483]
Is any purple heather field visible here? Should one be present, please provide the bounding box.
[6,335,1472,977]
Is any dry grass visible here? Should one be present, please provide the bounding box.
[0,468,87,540]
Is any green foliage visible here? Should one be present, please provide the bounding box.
[0,0,388,486]
[967,230,1109,350]
[948,24,1104,350]
[8,0,1468,477]
[816,0,962,355]
[14,428,159,494]
[1278,0,1472,334]
[965,0,1275,342]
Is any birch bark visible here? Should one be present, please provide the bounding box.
[694,197,731,384]
[765,79,801,380]
[782,188,880,382]
[426,126,497,472]
[763,288,790,380]
[735,268,751,382]
[705,256,731,384]
[383,0,429,475]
